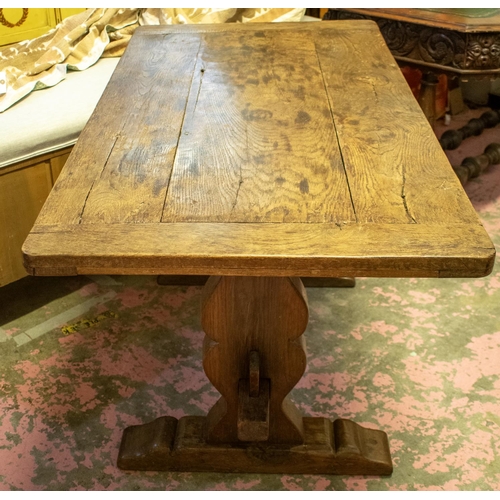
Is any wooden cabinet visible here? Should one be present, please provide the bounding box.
[0,8,86,46]
[0,8,83,286]
[0,148,72,287]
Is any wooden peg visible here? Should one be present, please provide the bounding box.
[237,378,270,442]
[237,350,270,442]
[249,350,260,398]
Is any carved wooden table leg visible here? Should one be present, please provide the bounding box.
[117,276,392,475]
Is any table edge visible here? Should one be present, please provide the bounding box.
[23,222,496,279]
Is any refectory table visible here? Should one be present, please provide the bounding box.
[23,21,495,475]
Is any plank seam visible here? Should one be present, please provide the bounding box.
[313,41,358,223]
[401,163,417,224]
[161,37,203,220]
[78,134,120,224]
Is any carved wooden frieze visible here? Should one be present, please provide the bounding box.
[465,34,500,69]
[324,9,500,74]
[418,29,465,69]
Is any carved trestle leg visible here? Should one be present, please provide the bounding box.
[117,276,393,475]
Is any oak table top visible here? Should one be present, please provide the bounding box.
[23,21,495,279]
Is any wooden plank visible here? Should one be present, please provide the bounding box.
[314,25,481,225]
[80,33,202,223]
[133,21,374,35]
[162,29,355,223]
[22,222,495,278]
[22,22,496,283]
[117,415,393,475]
[35,32,201,225]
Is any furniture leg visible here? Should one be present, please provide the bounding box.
[418,72,439,128]
[117,276,392,475]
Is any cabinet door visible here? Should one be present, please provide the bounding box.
[0,8,57,46]
[0,8,86,46]
[0,162,53,286]
[56,8,87,23]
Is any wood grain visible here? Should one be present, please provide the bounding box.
[117,415,393,475]
[22,21,495,280]
[80,33,202,224]
[202,276,308,444]
[0,146,72,286]
[35,32,201,225]
[22,222,495,278]
[162,29,355,223]
[314,27,481,225]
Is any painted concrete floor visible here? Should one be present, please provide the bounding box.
[0,110,499,490]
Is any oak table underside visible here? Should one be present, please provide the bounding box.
[22,22,495,475]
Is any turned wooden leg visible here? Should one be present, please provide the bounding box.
[418,71,438,128]
[117,276,392,475]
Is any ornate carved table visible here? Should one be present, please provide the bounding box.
[22,21,495,475]
[324,8,500,77]
[325,8,500,182]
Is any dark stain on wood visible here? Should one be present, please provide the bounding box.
[242,108,273,121]
[299,179,309,194]
[293,86,305,100]
[188,161,199,176]
[295,111,311,125]
[152,178,166,197]
[280,133,292,151]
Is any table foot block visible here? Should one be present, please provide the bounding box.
[117,416,392,475]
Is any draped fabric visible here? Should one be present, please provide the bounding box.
[0,8,305,112]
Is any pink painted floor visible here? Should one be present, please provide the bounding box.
[0,108,499,490]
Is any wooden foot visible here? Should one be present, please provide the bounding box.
[118,416,392,475]
[157,275,356,288]
[118,276,391,475]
